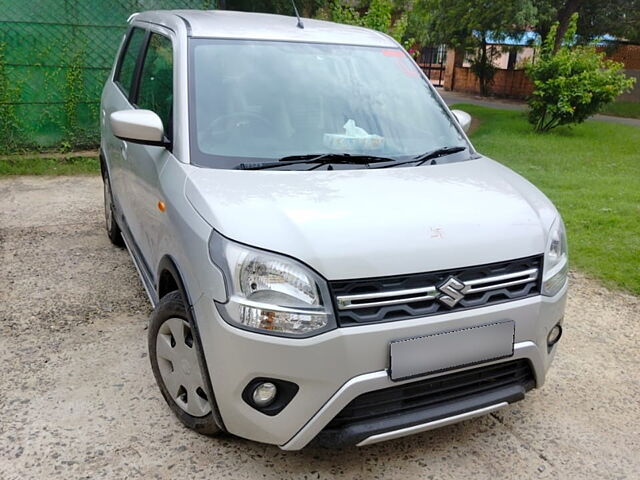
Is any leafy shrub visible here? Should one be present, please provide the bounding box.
[527,14,635,132]
[319,0,408,44]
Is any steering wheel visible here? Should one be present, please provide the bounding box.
[208,111,272,137]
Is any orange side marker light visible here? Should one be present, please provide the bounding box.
[157,201,166,212]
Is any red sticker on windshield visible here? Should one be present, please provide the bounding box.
[382,50,419,76]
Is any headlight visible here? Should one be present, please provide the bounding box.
[542,216,568,296]
[209,231,335,337]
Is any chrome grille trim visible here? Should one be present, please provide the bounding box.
[329,255,543,326]
[464,268,539,293]
[336,267,539,311]
[337,286,438,310]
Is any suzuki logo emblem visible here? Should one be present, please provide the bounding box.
[437,276,470,307]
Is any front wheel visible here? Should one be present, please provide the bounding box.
[148,291,221,435]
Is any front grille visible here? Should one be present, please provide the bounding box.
[329,255,542,326]
[324,359,534,431]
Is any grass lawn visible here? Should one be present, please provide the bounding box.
[453,104,640,295]
[0,155,100,176]
[599,100,640,119]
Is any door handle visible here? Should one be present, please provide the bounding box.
[121,142,128,158]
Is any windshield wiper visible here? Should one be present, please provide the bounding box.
[371,146,468,169]
[238,153,395,170]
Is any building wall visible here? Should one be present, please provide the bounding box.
[445,43,640,101]
[461,46,536,70]
[598,44,640,101]
[449,67,534,99]
[618,70,640,101]
[601,43,640,69]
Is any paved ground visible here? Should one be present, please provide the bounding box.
[1,176,639,479]
[439,90,640,128]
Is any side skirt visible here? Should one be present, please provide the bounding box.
[120,223,159,307]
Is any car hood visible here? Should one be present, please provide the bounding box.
[185,157,558,280]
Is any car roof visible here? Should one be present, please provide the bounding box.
[133,10,398,47]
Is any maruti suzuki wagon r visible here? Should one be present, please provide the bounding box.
[100,9,568,449]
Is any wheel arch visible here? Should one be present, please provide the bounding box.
[155,254,227,431]
[157,258,182,302]
[99,148,108,180]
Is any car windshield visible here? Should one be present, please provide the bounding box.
[189,39,469,169]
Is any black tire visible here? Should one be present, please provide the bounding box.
[148,291,221,435]
[102,174,124,247]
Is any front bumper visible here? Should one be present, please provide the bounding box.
[192,282,567,449]
[289,347,535,449]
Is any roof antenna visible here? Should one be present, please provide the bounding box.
[291,0,304,29]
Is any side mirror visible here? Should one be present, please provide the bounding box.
[451,109,472,133]
[110,109,169,147]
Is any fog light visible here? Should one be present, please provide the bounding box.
[252,382,277,407]
[242,378,299,415]
[547,324,563,347]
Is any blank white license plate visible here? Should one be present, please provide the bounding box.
[389,321,515,381]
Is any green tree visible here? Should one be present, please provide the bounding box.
[405,1,437,46]
[219,0,326,17]
[527,14,635,132]
[534,0,640,52]
[317,1,409,44]
[577,0,640,43]
[414,0,537,95]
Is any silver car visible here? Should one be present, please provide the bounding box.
[100,10,568,449]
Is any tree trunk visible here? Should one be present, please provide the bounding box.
[479,37,489,96]
[553,0,583,53]
[538,23,551,46]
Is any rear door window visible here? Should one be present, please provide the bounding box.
[136,33,174,136]
[115,27,146,98]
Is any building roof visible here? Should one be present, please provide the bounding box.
[481,31,539,46]
[134,10,397,47]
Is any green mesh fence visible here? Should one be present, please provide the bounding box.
[0,0,215,153]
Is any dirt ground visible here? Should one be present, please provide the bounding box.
[1,176,639,480]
